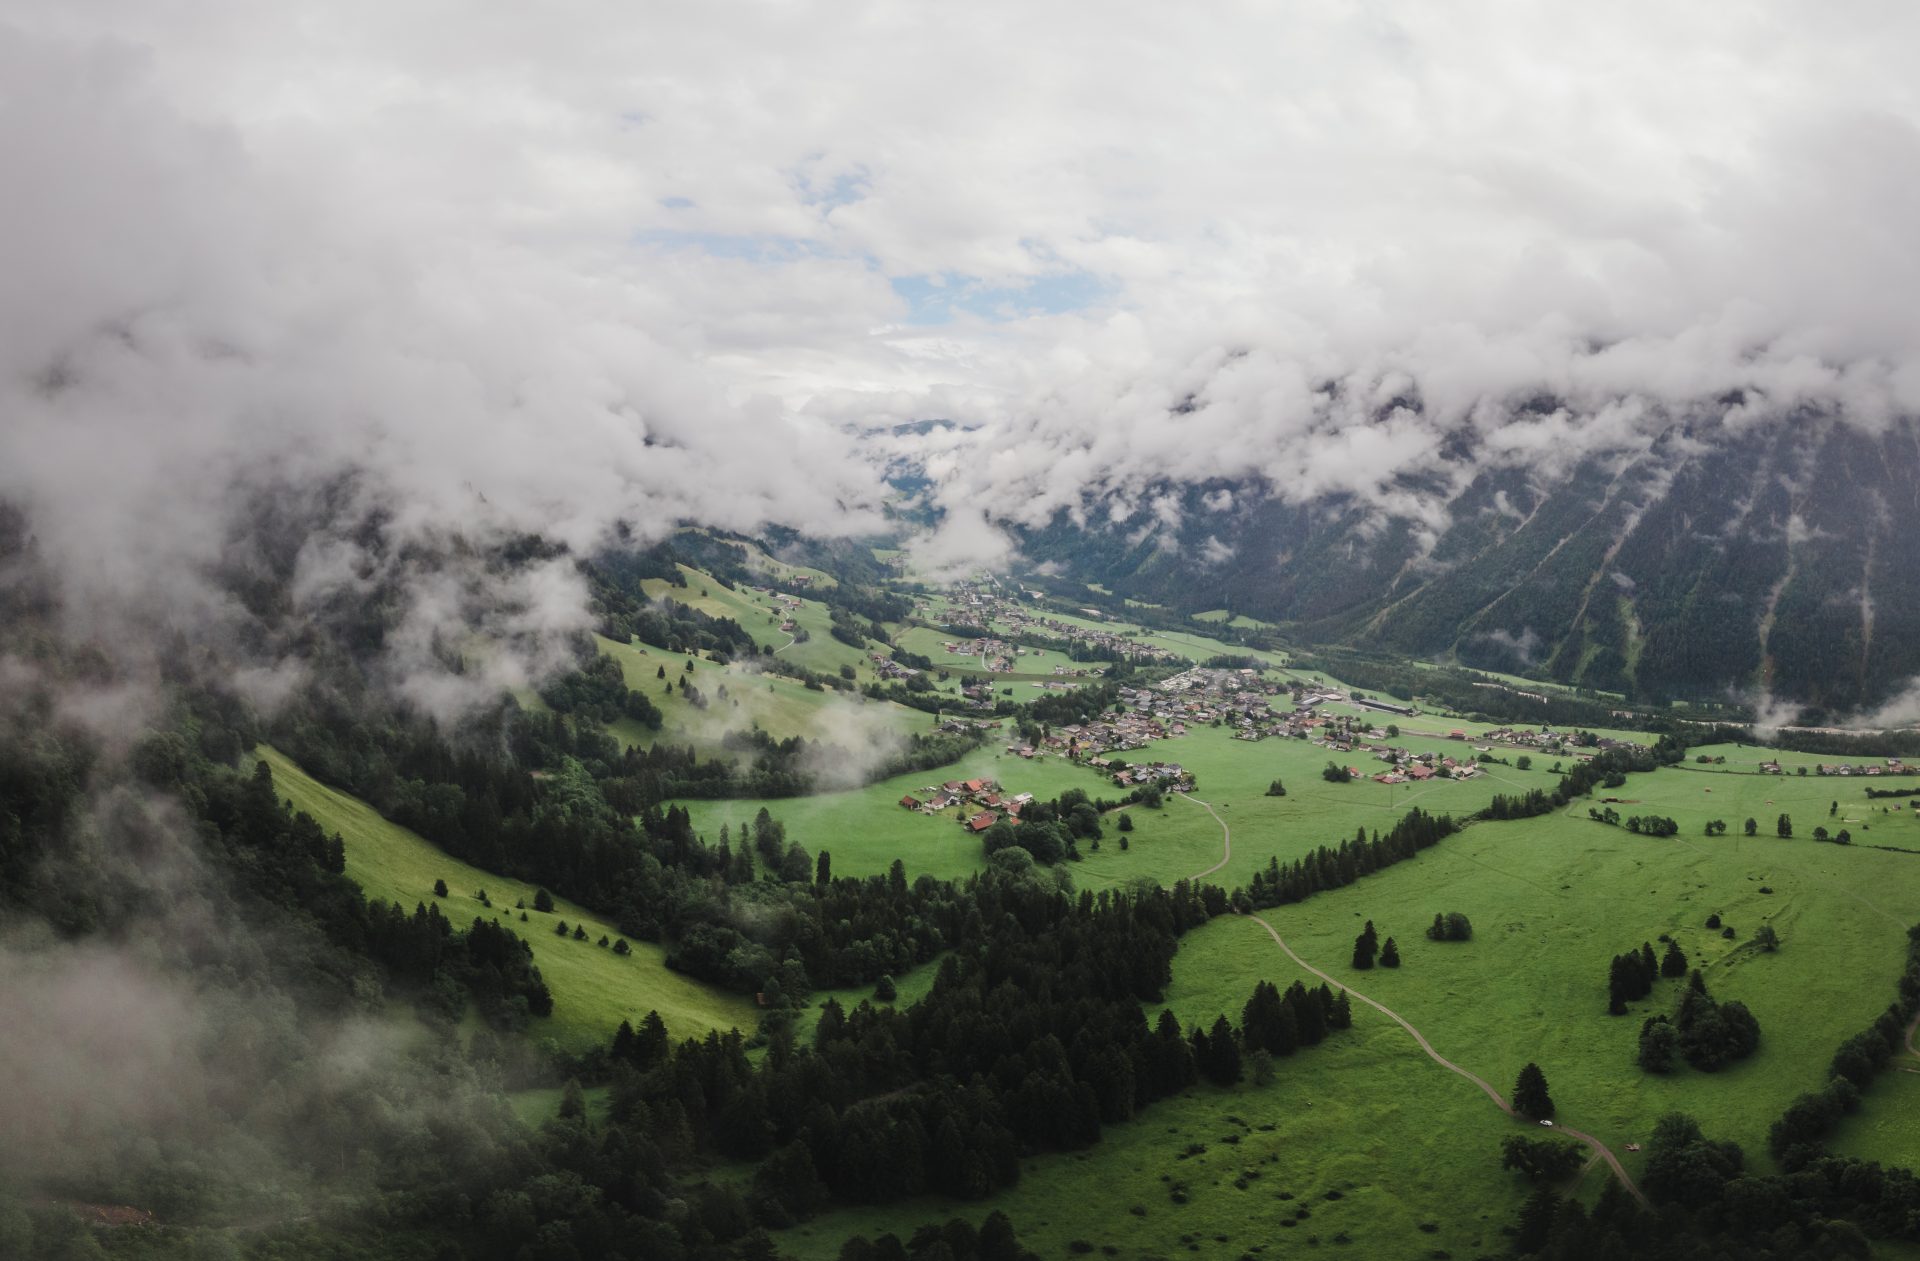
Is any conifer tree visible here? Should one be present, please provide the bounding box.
[1379,937,1401,967]
[1513,1062,1555,1118]
[1352,920,1380,969]
[1661,939,1688,977]
[1203,1014,1242,1085]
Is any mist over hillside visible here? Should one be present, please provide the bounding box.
[998,410,1920,720]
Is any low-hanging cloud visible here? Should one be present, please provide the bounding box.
[9,2,1920,642]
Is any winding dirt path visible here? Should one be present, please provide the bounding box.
[1177,793,1233,880]
[1244,912,1648,1206]
[1181,799,1649,1206]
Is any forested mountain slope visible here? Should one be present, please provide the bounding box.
[1016,415,1920,714]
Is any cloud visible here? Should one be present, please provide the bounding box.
[0,14,887,696]
[9,2,1920,611]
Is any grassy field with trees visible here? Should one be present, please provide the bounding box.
[256,745,758,1049]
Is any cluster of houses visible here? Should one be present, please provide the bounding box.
[1099,759,1195,792]
[937,636,1021,673]
[926,584,1184,666]
[1478,726,1637,758]
[868,651,921,682]
[750,585,809,633]
[898,777,1037,833]
[1353,749,1485,784]
[1759,758,1913,777]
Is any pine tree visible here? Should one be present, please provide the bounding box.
[1661,939,1687,977]
[1379,937,1400,968]
[1607,955,1631,1015]
[1352,920,1380,970]
[1203,1015,1242,1085]
[815,849,832,885]
[1429,912,1447,941]
[1513,1062,1555,1118]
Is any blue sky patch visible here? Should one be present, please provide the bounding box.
[890,270,1111,325]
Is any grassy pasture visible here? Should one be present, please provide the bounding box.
[596,633,936,758]
[787,766,1920,1258]
[1074,724,1572,892]
[255,745,757,1050]
[677,746,1115,882]
[1193,609,1277,630]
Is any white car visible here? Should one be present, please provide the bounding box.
[1539,1120,1555,1127]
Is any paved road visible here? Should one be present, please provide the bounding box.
[1182,802,1649,1206]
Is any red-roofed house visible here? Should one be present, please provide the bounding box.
[967,811,998,832]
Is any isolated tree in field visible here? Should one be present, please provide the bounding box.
[1744,817,1758,836]
[1777,814,1793,838]
[1352,920,1380,970]
[1118,812,1133,832]
[1266,779,1287,797]
[656,664,665,679]
[1704,913,1721,930]
[1323,760,1351,784]
[1512,1062,1555,1119]
[1385,724,1399,738]
[1813,826,1829,842]
[1379,937,1401,968]
[1516,755,1532,771]
[433,878,448,898]
[1755,923,1779,952]
[533,887,554,913]
[554,919,569,936]
[815,849,832,885]
[874,974,897,1002]
[1661,939,1688,977]
[1831,800,1839,816]
[1429,912,1447,941]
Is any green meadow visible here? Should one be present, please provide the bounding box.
[595,632,936,757]
[1074,723,1573,892]
[786,758,1920,1258]
[677,745,1115,882]
[254,745,758,1050]
[1192,609,1276,630]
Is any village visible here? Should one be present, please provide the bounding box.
[898,777,1037,834]
[1758,757,1914,777]
[924,584,1187,667]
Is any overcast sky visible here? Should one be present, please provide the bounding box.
[5,0,1920,588]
